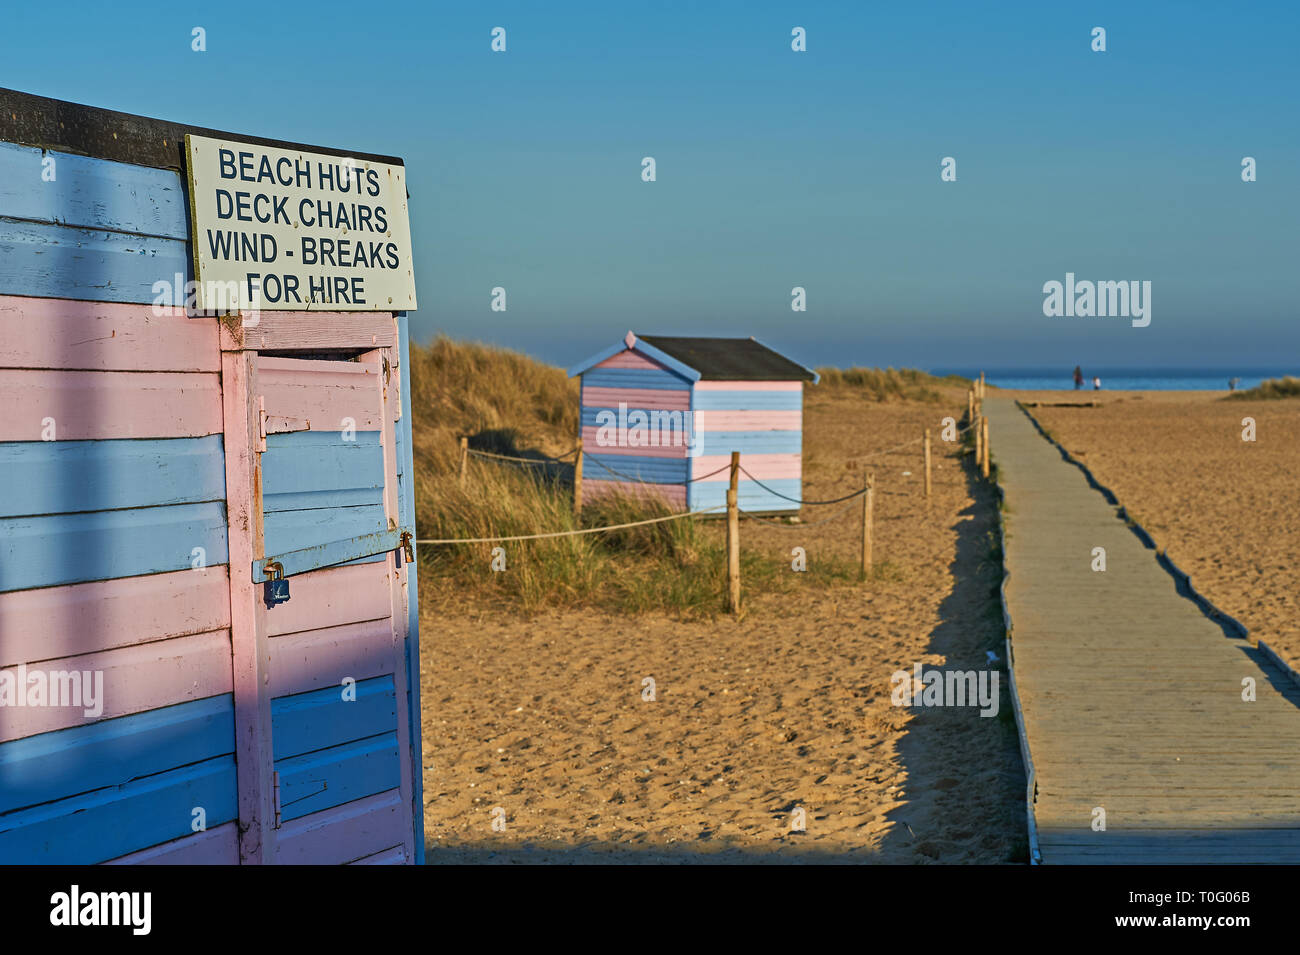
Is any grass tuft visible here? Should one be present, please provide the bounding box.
[1224,376,1300,400]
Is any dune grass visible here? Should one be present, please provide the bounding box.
[1224,376,1300,400]
[409,337,886,616]
[815,366,970,402]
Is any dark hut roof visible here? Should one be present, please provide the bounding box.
[635,335,817,382]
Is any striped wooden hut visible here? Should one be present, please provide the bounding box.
[0,89,423,864]
[568,332,818,513]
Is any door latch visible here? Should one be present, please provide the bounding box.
[395,531,414,567]
[263,561,291,609]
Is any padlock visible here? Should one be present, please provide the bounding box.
[263,561,291,609]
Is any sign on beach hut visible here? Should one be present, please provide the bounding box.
[0,88,424,864]
[568,332,818,513]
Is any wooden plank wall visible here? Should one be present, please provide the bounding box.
[0,139,237,861]
[689,380,804,513]
[579,348,692,509]
[0,136,419,864]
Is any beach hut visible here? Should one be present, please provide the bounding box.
[568,332,818,513]
[0,89,423,864]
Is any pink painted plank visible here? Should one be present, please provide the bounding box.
[583,479,686,509]
[256,356,383,431]
[348,844,407,864]
[0,567,231,669]
[0,629,232,742]
[275,788,406,865]
[693,410,801,431]
[580,427,689,457]
[693,380,803,391]
[581,386,691,411]
[265,562,394,638]
[692,453,802,481]
[268,618,395,698]
[594,349,671,371]
[0,369,222,440]
[219,311,396,352]
[0,296,219,372]
[102,822,239,865]
[221,349,274,865]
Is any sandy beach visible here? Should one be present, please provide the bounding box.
[418,387,1028,863]
[1022,390,1300,666]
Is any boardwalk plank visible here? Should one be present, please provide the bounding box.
[986,397,1300,865]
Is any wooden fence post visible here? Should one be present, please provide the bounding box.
[726,451,741,613]
[572,438,584,519]
[923,428,932,499]
[981,417,990,478]
[974,408,982,467]
[967,388,974,425]
[860,471,874,580]
[458,436,469,486]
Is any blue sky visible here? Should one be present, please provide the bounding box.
[4,1,1297,372]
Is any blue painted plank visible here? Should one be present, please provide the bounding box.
[254,527,397,581]
[0,142,188,240]
[397,312,424,863]
[581,453,689,485]
[0,218,189,305]
[271,676,396,762]
[691,478,803,513]
[262,430,384,513]
[568,341,699,382]
[693,430,803,455]
[276,733,400,822]
[0,436,225,519]
[691,390,803,411]
[566,341,629,379]
[262,503,388,557]
[578,368,693,391]
[0,695,234,816]
[0,755,237,864]
[0,502,228,593]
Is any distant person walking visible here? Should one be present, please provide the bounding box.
[1073,366,1084,390]
[1092,376,1101,391]
[1229,377,1240,391]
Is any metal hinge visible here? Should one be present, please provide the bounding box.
[273,770,282,829]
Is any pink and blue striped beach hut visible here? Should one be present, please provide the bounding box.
[568,332,818,513]
[0,89,424,864]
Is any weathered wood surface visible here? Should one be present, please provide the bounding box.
[986,397,1300,864]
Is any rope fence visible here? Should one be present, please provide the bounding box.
[437,377,994,613]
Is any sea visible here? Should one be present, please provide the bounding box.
[931,369,1296,392]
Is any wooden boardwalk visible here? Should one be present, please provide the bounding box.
[985,397,1300,864]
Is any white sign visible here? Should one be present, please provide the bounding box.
[185,133,417,312]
